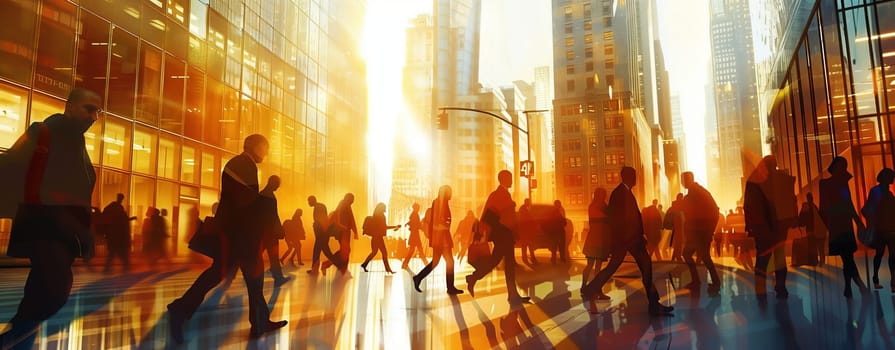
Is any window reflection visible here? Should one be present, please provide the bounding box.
[181,143,198,184]
[184,66,204,140]
[103,117,132,169]
[137,45,162,125]
[158,135,179,180]
[34,0,77,98]
[75,12,111,100]
[200,149,218,188]
[0,83,28,149]
[162,55,186,133]
[108,28,138,118]
[0,0,36,85]
[133,126,157,175]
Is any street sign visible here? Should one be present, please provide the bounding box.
[520,160,534,178]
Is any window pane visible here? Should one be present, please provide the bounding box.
[158,134,179,179]
[108,28,138,118]
[0,1,37,85]
[34,0,77,98]
[131,175,156,251]
[100,169,130,221]
[188,35,206,69]
[200,149,218,188]
[133,126,157,175]
[0,83,29,149]
[181,143,198,184]
[75,12,110,100]
[103,116,132,169]
[155,180,181,255]
[189,0,207,39]
[141,5,167,48]
[137,45,163,125]
[161,55,186,133]
[184,66,204,140]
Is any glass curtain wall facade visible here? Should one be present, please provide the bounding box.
[763,0,895,207]
[0,0,367,259]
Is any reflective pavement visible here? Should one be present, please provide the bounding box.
[0,254,894,349]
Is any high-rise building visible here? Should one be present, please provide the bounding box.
[704,70,722,199]
[390,14,435,223]
[432,0,482,192]
[551,0,664,221]
[0,0,367,258]
[709,0,762,209]
[754,1,895,206]
[532,66,556,203]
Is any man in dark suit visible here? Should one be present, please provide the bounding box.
[580,167,674,316]
[167,134,286,343]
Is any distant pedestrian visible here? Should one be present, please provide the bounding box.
[361,203,401,273]
[256,175,291,286]
[401,203,429,268]
[307,195,340,274]
[281,209,306,266]
[643,199,664,261]
[798,192,827,265]
[453,210,477,263]
[321,193,358,274]
[667,193,686,262]
[102,193,136,272]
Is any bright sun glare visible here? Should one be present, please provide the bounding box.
[363,1,432,204]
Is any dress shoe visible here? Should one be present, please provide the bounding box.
[465,275,477,297]
[274,276,292,287]
[775,288,789,300]
[167,305,186,344]
[413,275,423,293]
[594,292,611,301]
[648,304,674,316]
[447,288,465,295]
[361,262,369,272]
[249,320,288,339]
[508,296,531,304]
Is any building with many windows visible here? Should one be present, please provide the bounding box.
[755,0,895,207]
[0,0,368,259]
[709,0,762,209]
[551,0,666,221]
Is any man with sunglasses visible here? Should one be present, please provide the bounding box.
[1,88,101,348]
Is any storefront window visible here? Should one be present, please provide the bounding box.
[158,134,179,179]
[0,83,28,149]
[133,126,157,175]
[877,1,895,113]
[0,0,36,85]
[181,143,198,184]
[842,7,878,116]
[108,28,138,118]
[137,45,162,125]
[34,0,77,98]
[161,55,186,133]
[103,116,132,169]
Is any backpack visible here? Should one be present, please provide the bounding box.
[362,215,373,236]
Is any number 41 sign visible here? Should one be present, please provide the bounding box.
[520,160,535,178]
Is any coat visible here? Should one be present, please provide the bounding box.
[608,183,645,249]
[819,175,859,256]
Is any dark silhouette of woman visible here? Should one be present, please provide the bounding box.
[582,187,611,312]
[819,156,867,298]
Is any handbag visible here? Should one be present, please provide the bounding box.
[189,216,223,258]
[467,240,491,270]
[858,227,877,247]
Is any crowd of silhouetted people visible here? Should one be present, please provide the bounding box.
[3,88,895,348]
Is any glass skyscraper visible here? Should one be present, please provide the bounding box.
[0,0,367,259]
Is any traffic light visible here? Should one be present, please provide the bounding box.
[436,111,448,130]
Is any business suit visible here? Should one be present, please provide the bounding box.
[581,181,667,314]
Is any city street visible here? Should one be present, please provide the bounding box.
[1,254,893,349]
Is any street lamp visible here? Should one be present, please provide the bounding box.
[436,107,549,202]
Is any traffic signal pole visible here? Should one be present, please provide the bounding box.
[436,107,548,202]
